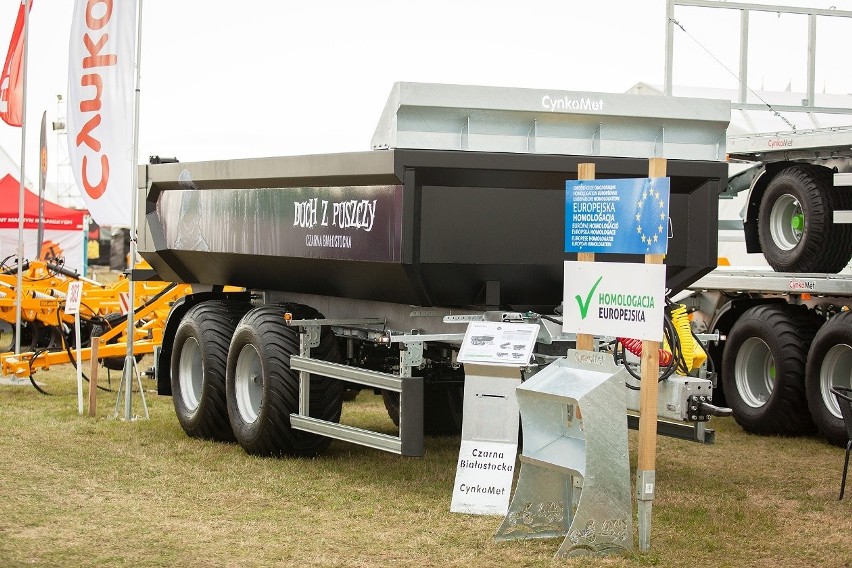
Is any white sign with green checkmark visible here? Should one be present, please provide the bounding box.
[563,261,666,341]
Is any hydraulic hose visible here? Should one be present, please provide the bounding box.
[615,303,680,384]
[669,304,694,373]
[617,336,673,367]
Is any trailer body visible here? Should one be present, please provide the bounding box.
[139,83,731,457]
[141,149,724,309]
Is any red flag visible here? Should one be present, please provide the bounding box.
[0,1,32,127]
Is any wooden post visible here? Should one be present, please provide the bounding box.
[88,337,99,417]
[575,163,596,352]
[637,157,667,551]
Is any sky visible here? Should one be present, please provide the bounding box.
[0,0,851,206]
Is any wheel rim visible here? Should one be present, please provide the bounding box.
[177,337,203,414]
[819,343,852,419]
[234,344,263,424]
[769,194,804,251]
[735,337,776,408]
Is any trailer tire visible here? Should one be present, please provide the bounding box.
[758,165,852,273]
[226,305,343,457]
[426,383,464,435]
[722,304,821,435]
[382,379,464,436]
[171,301,251,441]
[806,311,852,446]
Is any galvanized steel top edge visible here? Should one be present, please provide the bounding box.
[371,81,731,161]
[380,81,731,121]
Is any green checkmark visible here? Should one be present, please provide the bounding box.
[575,275,603,319]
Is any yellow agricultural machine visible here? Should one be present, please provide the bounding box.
[0,258,192,379]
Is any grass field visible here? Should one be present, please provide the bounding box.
[0,360,850,568]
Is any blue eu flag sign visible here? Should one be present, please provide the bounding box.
[565,177,670,255]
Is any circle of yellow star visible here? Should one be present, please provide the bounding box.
[636,181,668,251]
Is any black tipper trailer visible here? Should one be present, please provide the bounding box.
[142,149,724,307]
[139,148,726,456]
[138,82,731,457]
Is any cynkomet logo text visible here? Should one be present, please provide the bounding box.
[541,95,605,112]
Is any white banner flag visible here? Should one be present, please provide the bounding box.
[67,0,137,227]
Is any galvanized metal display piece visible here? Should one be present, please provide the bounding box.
[495,350,633,557]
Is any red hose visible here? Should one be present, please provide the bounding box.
[618,337,673,366]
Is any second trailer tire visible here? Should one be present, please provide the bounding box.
[757,165,852,273]
[722,304,821,435]
[382,379,464,436]
[806,311,852,447]
[226,305,343,457]
[171,301,251,441]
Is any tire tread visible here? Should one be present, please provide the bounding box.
[171,300,251,441]
[806,311,852,446]
[759,165,852,273]
[227,305,343,457]
[722,304,821,435]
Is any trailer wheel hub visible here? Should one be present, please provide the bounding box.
[769,194,804,251]
[735,337,775,407]
[234,344,264,423]
[819,343,852,419]
[177,337,203,414]
[791,213,804,231]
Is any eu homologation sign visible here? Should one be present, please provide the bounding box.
[565,177,670,255]
[563,261,666,341]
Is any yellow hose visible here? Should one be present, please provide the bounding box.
[669,304,706,372]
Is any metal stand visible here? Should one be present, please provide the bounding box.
[495,350,633,557]
[116,0,146,422]
[113,356,149,421]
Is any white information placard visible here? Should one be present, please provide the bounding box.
[65,281,83,315]
[64,280,85,415]
[451,440,518,516]
[457,322,538,367]
[563,261,666,341]
[450,368,520,516]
